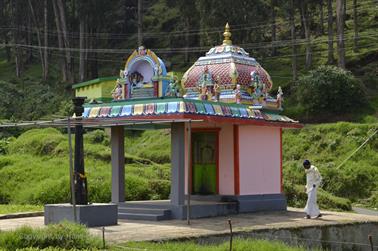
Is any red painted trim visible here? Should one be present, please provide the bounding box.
[190,128,220,195]
[280,128,283,193]
[233,125,240,195]
[84,114,303,129]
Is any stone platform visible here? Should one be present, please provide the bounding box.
[44,203,117,227]
[1,207,378,249]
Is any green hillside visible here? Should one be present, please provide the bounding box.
[0,122,376,211]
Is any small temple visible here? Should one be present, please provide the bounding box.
[69,23,302,221]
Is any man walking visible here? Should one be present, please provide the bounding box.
[303,160,322,219]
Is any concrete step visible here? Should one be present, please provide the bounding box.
[118,212,171,221]
[118,202,170,209]
[118,207,171,216]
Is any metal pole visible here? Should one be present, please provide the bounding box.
[187,120,192,225]
[336,129,377,169]
[67,116,77,222]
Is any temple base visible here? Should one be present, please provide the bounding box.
[44,203,118,227]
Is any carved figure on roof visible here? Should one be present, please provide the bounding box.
[111,82,123,100]
[137,45,147,56]
[166,76,179,97]
[277,86,284,109]
[235,84,241,104]
[198,66,213,88]
[129,71,144,88]
[213,76,221,102]
[120,69,128,79]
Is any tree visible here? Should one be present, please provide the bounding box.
[137,0,143,45]
[327,0,335,64]
[271,0,277,56]
[336,0,345,69]
[300,0,312,69]
[353,0,359,52]
[289,0,298,80]
[296,65,367,119]
[319,0,324,35]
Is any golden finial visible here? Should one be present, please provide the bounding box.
[223,23,232,46]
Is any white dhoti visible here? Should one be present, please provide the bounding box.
[304,187,320,217]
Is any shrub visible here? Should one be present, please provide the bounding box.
[27,178,70,204]
[0,222,102,250]
[84,129,108,144]
[284,183,352,211]
[295,65,368,120]
[8,128,65,156]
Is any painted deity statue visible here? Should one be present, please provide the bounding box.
[197,66,214,100]
[166,76,179,97]
[213,76,221,102]
[250,70,266,104]
[235,84,242,104]
[277,86,284,109]
[112,81,123,100]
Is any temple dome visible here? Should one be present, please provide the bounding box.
[181,23,273,93]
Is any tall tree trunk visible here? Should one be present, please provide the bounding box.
[336,0,345,69]
[300,0,312,69]
[26,9,33,63]
[11,0,22,77]
[271,0,277,56]
[353,0,358,52]
[79,16,86,82]
[327,0,335,64]
[43,0,49,80]
[56,0,73,83]
[137,0,143,45]
[290,0,297,81]
[319,0,324,35]
[0,0,11,62]
[184,18,190,62]
[28,0,46,80]
[52,0,67,82]
[89,29,98,79]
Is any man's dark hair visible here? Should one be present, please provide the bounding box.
[303,159,311,169]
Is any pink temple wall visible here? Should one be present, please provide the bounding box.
[184,123,234,195]
[237,126,281,195]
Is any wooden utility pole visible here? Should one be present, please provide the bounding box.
[137,0,143,45]
[336,0,345,69]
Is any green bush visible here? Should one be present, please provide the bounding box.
[84,129,108,144]
[0,222,101,250]
[295,65,368,120]
[8,128,65,156]
[27,178,70,205]
[284,183,352,211]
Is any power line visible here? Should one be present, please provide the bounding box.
[0,1,375,40]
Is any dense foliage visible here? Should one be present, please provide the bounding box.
[294,66,368,121]
[0,222,102,250]
[0,0,377,122]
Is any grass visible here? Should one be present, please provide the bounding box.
[0,222,102,250]
[113,239,313,251]
[0,204,43,215]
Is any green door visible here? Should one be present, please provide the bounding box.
[192,132,217,195]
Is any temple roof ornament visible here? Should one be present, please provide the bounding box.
[223,23,232,46]
[182,23,280,108]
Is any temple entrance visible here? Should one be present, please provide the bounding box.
[191,131,218,195]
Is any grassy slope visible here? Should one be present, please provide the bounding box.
[0,121,377,211]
